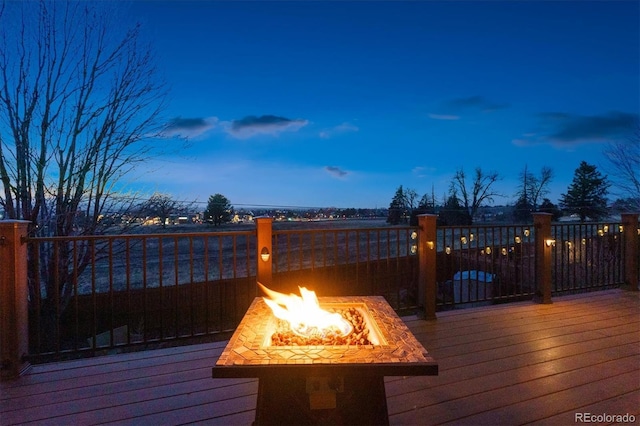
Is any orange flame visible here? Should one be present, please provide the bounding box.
[258,282,352,338]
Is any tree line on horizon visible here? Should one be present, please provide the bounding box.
[386,160,634,226]
[138,155,632,228]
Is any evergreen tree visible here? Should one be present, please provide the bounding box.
[418,185,437,213]
[205,194,232,226]
[539,198,562,221]
[559,161,610,221]
[439,192,471,226]
[512,195,534,223]
[410,188,437,225]
[387,186,406,225]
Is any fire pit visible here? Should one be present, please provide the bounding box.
[212,289,438,425]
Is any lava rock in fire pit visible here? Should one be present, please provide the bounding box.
[271,307,373,346]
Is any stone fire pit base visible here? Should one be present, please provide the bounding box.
[257,374,388,425]
[212,296,438,425]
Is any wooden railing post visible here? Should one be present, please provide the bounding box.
[621,213,639,291]
[256,217,273,292]
[533,213,553,304]
[418,214,438,320]
[0,220,31,380]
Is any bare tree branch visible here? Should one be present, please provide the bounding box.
[0,0,167,334]
[450,167,502,222]
[515,165,553,209]
[603,122,640,209]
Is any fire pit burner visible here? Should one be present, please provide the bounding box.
[212,295,438,425]
[270,306,371,346]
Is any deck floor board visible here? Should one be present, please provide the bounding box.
[1,289,638,425]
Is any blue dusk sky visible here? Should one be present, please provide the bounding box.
[128,1,639,209]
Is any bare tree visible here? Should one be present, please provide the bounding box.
[513,165,554,221]
[603,123,640,210]
[529,166,553,210]
[0,1,166,342]
[140,192,195,227]
[450,167,502,222]
[418,184,436,212]
[403,188,418,210]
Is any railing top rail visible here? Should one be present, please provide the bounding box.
[438,223,533,230]
[438,221,624,229]
[25,229,256,242]
[23,221,631,243]
[272,225,417,236]
[552,221,623,225]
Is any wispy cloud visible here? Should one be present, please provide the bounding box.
[429,95,509,121]
[514,110,638,147]
[319,122,359,138]
[412,166,436,178]
[445,95,509,112]
[225,115,308,139]
[427,113,460,121]
[325,166,348,178]
[159,116,218,139]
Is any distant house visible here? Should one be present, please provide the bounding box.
[232,211,254,223]
[558,214,584,222]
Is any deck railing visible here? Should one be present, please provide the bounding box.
[271,226,419,312]
[551,222,625,294]
[0,213,638,373]
[26,231,257,360]
[435,221,630,307]
[11,223,420,363]
[436,224,537,308]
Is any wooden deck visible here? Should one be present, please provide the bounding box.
[2,289,638,425]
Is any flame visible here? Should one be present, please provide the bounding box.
[258,282,352,338]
